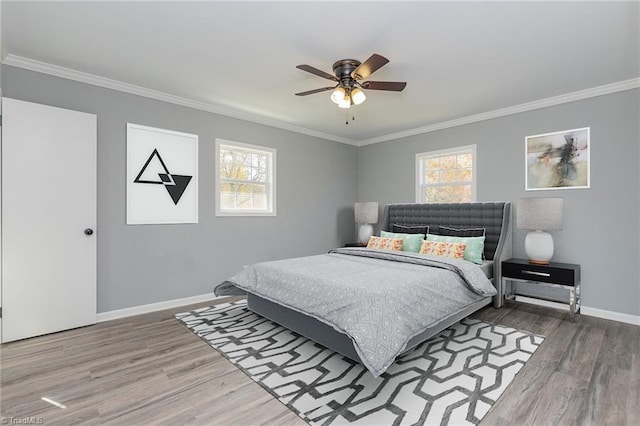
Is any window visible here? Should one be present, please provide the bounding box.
[215,139,276,216]
[415,145,476,203]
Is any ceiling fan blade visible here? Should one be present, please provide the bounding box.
[296,64,338,81]
[351,54,389,80]
[295,86,336,96]
[361,81,407,91]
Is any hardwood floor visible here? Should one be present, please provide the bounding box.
[1,298,638,425]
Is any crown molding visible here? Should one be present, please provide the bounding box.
[1,54,358,146]
[3,54,637,148]
[357,77,640,146]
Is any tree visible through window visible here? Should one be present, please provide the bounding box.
[216,139,275,216]
[416,145,476,203]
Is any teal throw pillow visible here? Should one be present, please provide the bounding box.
[426,234,485,264]
[380,231,424,253]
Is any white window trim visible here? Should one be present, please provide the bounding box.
[215,138,276,217]
[415,144,477,203]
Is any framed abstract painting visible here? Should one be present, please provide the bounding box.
[525,127,590,191]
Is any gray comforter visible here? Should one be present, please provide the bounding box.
[214,247,497,377]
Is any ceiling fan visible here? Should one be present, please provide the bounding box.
[295,53,407,109]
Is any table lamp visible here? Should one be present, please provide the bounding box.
[516,198,563,264]
[355,202,379,244]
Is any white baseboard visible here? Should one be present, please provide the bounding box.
[514,296,640,326]
[97,293,222,322]
[580,306,640,326]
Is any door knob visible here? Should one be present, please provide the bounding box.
[84,228,94,236]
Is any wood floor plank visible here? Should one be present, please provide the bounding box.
[578,361,631,425]
[557,324,605,379]
[480,358,557,424]
[1,297,638,425]
[523,371,590,425]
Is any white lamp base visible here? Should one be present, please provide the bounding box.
[525,230,554,264]
[357,224,374,244]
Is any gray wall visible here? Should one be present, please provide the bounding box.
[358,89,640,316]
[3,64,638,317]
[2,65,358,313]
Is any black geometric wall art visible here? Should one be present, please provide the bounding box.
[134,148,193,205]
[127,123,198,225]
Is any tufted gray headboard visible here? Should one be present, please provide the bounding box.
[380,202,512,307]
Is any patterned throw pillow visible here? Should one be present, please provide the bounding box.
[380,230,424,253]
[426,234,485,264]
[366,236,404,251]
[419,240,466,259]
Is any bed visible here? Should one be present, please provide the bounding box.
[215,202,512,376]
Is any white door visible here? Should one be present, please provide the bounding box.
[1,98,97,343]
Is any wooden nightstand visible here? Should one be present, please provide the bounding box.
[502,258,581,319]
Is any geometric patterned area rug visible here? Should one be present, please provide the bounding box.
[176,300,544,426]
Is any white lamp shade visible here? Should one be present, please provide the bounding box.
[516,198,563,230]
[354,202,378,224]
[331,87,346,104]
[351,88,366,105]
[337,97,351,108]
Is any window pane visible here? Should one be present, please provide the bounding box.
[220,182,234,193]
[249,183,266,194]
[458,168,472,182]
[238,152,252,166]
[220,194,235,210]
[425,187,449,203]
[457,154,472,168]
[235,183,250,194]
[441,155,457,169]
[221,165,236,179]
[237,166,250,180]
[440,169,457,183]
[426,185,471,203]
[425,169,439,184]
[250,167,267,182]
[236,194,251,208]
[425,157,440,170]
[252,195,267,209]
[221,150,234,164]
[251,154,267,168]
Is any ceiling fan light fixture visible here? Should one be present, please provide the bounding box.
[351,88,366,105]
[337,96,351,109]
[330,87,346,104]
[296,54,406,117]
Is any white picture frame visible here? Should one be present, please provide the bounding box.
[525,127,590,191]
[126,123,198,224]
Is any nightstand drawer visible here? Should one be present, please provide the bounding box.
[502,259,580,286]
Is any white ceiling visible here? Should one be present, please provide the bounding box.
[2,1,639,145]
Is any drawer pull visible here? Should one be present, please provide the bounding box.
[522,270,551,277]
